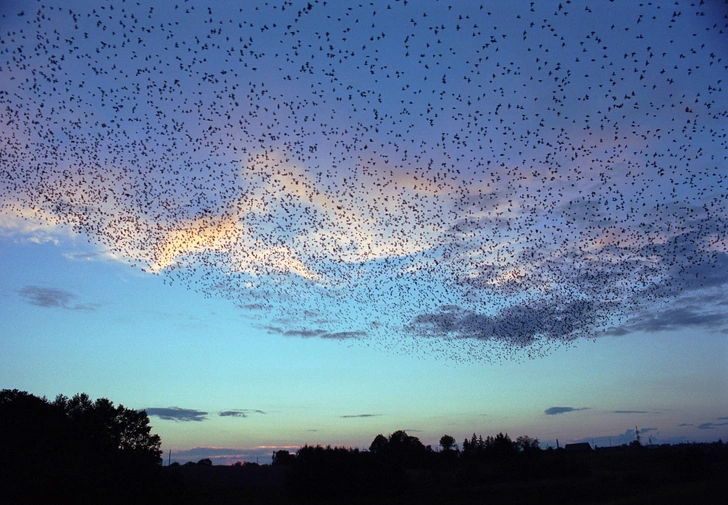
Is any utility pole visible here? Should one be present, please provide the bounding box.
[168,449,171,466]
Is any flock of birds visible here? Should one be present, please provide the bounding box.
[1,0,726,362]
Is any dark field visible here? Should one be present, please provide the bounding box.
[162,444,728,505]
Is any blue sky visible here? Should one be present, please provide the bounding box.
[1,0,727,464]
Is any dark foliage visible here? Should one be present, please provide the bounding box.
[277,433,728,504]
[439,434,457,452]
[0,389,162,505]
[271,449,296,466]
[2,396,725,505]
[461,432,519,463]
[371,430,430,468]
[285,444,407,503]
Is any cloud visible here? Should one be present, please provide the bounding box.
[341,414,382,418]
[0,208,72,245]
[321,331,366,340]
[144,407,208,422]
[174,447,251,458]
[605,304,728,336]
[18,286,73,308]
[283,328,328,338]
[409,297,609,348]
[265,325,365,340]
[411,231,728,350]
[17,285,97,311]
[612,410,651,414]
[170,445,300,465]
[567,427,719,448]
[62,249,126,263]
[603,326,630,337]
[655,240,728,294]
[697,421,728,430]
[570,428,647,448]
[219,409,266,418]
[544,406,589,416]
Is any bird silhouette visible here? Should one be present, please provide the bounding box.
[0,0,726,362]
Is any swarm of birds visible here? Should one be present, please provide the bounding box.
[1,1,726,362]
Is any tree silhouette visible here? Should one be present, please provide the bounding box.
[53,393,162,465]
[488,432,518,461]
[272,449,296,466]
[439,434,457,452]
[368,430,428,469]
[0,389,162,504]
[286,444,407,502]
[369,433,388,454]
[516,435,541,454]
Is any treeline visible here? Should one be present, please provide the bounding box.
[0,389,164,504]
[274,430,542,468]
[271,430,566,502]
[271,430,728,503]
[3,389,726,504]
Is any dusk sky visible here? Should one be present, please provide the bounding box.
[1,0,727,464]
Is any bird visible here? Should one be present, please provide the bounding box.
[0,0,726,363]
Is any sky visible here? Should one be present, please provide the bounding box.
[1,0,727,464]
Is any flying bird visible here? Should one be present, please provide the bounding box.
[0,0,726,362]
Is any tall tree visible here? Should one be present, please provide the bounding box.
[439,434,457,452]
[0,389,162,503]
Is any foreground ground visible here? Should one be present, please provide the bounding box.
[161,444,728,505]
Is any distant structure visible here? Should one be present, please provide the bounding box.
[564,442,593,453]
